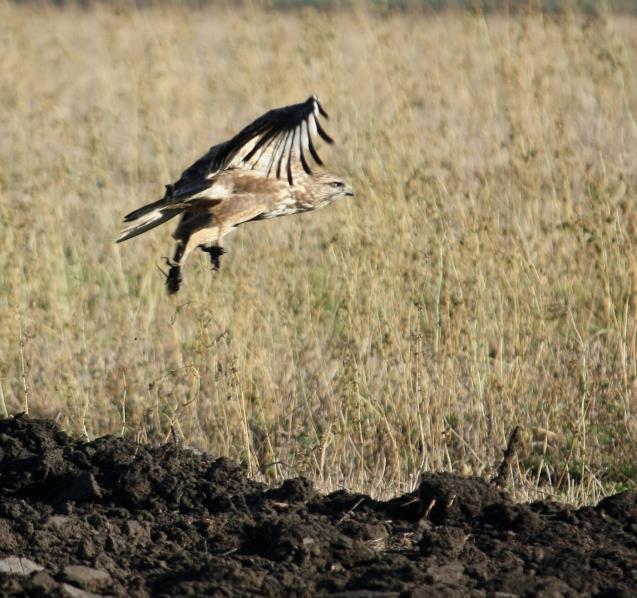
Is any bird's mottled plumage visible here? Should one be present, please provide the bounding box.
[117,96,353,294]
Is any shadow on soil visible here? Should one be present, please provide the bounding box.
[0,415,636,596]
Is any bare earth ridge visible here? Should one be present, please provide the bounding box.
[0,415,635,596]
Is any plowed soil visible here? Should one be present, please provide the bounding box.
[0,415,636,597]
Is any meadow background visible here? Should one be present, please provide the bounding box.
[1,0,637,505]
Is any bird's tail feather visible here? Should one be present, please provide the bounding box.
[117,199,181,243]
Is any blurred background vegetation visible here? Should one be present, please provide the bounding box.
[5,0,635,14]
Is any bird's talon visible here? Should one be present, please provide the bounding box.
[162,256,178,268]
[166,265,182,295]
[201,245,226,271]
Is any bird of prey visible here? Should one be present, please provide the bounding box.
[117,95,354,294]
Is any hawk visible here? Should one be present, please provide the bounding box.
[117,96,354,294]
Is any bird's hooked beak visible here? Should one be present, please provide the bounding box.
[344,184,355,197]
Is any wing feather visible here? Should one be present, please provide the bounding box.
[315,98,329,118]
[287,127,298,184]
[297,124,312,175]
[249,133,277,171]
[308,113,318,136]
[267,131,288,178]
[307,132,323,167]
[276,130,291,179]
[225,95,333,185]
[314,117,334,144]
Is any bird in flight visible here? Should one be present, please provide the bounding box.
[117,95,354,294]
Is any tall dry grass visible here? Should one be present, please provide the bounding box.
[1,2,637,503]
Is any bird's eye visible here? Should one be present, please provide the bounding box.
[330,181,345,188]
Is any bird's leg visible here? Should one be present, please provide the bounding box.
[201,244,226,271]
[166,266,182,295]
[166,242,185,295]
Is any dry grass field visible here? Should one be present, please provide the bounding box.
[1,2,637,504]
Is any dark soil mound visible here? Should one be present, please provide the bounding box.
[1,415,636,596]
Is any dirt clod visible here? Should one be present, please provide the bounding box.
[62,565,112,593]
[1,415,636,595]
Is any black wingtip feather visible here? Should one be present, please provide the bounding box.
[307,135,324,167]
[287,148,294,185]
[315,98,329,118]
[299,145,312,175]
[315,119,334,144]
[276,131,289,179]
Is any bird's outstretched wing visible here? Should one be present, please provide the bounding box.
[172,95,333,194]
[225,95,333,185]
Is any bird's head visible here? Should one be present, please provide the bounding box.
[312,173,355,203]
